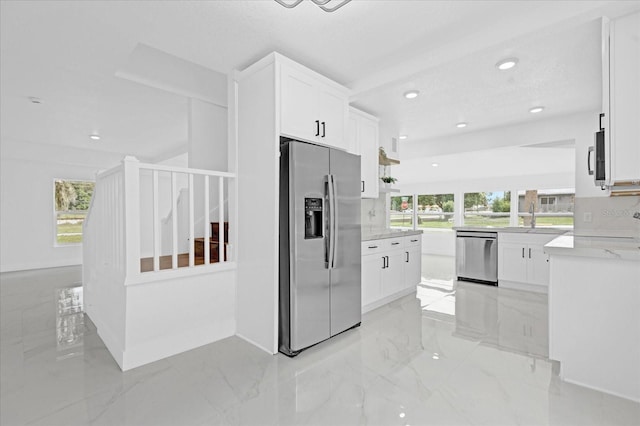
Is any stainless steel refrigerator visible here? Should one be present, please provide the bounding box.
[279,140,361,356]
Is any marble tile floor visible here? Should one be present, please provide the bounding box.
[1,260,639,426]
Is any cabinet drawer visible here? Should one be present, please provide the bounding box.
[404,235,422,248]
[381,237,404,251]
[361,237,404,255]
[361,241,385,255]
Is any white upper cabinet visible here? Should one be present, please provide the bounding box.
[348,107,379,198]
[280,61,349,151]
[603,11,640,189]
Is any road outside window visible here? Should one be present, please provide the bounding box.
[390,195,414,228]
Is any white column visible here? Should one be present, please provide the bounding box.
[454,190,465,227]
[123,156,141,279]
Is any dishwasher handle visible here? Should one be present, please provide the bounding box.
[456,231,497,239]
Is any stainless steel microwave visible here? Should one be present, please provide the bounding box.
[588,113,607,189]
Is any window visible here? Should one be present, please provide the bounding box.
[463,191,510,227]
[517,188,574,227]
[54,180,95,245]
[390,195,414,228]
[416,193,454,229]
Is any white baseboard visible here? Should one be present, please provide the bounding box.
[121,320,235,371]
[362,287,416,314]
[563,377,640,404]
[236,332,278,355]
[499,280,548,294]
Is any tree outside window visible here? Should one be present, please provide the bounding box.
[463,191,511,227]
[54,180,94,244]
[416,193,454,228]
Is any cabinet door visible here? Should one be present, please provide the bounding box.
[498,242,528,283]
[316,85,347,150]
[610,11,640,183]
[526,244,550,287]
[359,116,379,198]
[362,254,383,308]
[382,249,405,297]
[280,66,317,142]
[347,114,359,155]
[403,246,422,290]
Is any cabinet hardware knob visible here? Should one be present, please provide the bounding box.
[321,121,326,138]
[368,245,378,249]
[391,242,400,245]
[315,120,320,137]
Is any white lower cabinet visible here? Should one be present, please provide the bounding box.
[361,250,383,307]
[403,237,422,289]
[361,234,422,312]
[498,233,557,291]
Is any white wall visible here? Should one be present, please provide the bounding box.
[0,157,101,272]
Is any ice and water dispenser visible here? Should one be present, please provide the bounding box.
[304,198,323,239]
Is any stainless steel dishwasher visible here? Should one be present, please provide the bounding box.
[456,231,498,285]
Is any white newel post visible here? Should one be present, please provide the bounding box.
[123,156,141,280]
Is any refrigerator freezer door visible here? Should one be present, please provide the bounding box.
[286,142,331,352]
[329,148,362,336]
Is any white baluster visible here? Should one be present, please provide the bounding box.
[172,172,178,269]
[204,175,210,265]
[219,176,225,263]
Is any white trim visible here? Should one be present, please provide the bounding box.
[236,332,278,355]
[121,320,235,371]
[362,287,416,314]
[563,377,640,404]
[0,260,81,273]
[124,261,237,286]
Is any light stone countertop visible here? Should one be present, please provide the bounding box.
[544,233,640,261]
[362,228,423,241]
[453,226,571,235]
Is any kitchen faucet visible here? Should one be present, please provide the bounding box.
[529,201,536,228]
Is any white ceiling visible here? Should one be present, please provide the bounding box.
[1,0,639,166]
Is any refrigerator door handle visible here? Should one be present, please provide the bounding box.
[331,174,338,268]
[326,174,337,269]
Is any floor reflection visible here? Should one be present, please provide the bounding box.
[55,286,84,360]
[418,254,548,358]
[1,263,638,426]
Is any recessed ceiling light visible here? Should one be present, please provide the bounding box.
[399,135,408,140]
[529,106,545,114]
[89,134,101,141]
[431,163,439,167]
[456,122,468,128]
[496,58,519,70]
[403,90,420,99]
[28,96,43,104]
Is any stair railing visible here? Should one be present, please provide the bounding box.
[85,156,235,285]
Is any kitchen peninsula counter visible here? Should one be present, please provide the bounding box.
[546,233,640,402]
[544,233,640,261]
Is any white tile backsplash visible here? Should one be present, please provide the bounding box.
[361,195,388,233]
[574,195,640,238]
